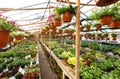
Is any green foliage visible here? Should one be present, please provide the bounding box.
[15,72,23,79]
[53,48,64,56]
[111,33,117,37]
[58,51,74,59]
[0,17,17,31]
[80,66,104,79]
[53,6,77,16]
[11,31,26,36]
[67,56,83,66]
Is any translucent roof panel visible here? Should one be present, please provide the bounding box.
[1,0,118,33]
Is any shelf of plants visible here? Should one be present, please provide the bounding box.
[39,37,120,79]
[0,39,41,79]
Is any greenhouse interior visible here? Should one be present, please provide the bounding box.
[0,0,120,79]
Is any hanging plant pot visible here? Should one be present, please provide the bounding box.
[100,15,113,25]
[86,26,91,31]
[0,30,10,48]
[49,22,56,29]
[58,29,63,34]
[54,19,62,26]
[44,27,49,32]
[96,24,102,29]
[14,36,24,40]
[80,27,83,31]
[61,11,73,22]
[94,0,119,7]
[106,37,110,40]
[112,36,117,40]
[110,20,120,28]
[52,29,56,34]
[8,37,13,43]
[111,33,117,40]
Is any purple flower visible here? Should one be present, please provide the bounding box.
[9,20,16,25]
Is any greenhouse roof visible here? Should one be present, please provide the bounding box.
[0,0,119,34]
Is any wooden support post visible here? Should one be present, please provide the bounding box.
[75,0,80,79]
[63,72,65,79]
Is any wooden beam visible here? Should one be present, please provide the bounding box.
[0,7,55,11]
[56,0,96,6]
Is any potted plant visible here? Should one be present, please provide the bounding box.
[30,49,37,58]
[53,15,62,26]
[15,72,23,79]
[0,17,17,48]
[89,7,113,25]
[54,6,77,22]
[12,31,25,40]
[43,26,49,32]
[104,33,109,38]
[111,33,117,40]
[57,28,63,34]
[49,22,56,29]
[84,23,91,31]
[68,29,75,35]
[80,25,85,31]
[8,33,14,43]
[97,33,102,39]
[92,21,102,29]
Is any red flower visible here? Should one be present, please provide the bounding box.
[29,50,32,52]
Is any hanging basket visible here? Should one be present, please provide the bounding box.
[61,11,73,22]
[100,15,113,25]
[8,37,13,43]
[110,20,120,28]
[15,36,24,40]
[49,22,56,29]
[112,36,117,40]
[96,24,102,29]
[0,30,10,48]
[58,29,63,34]
[86,26,91,31]
[80,27,83,31]
[94,0,119,7]
[54,19,62,26]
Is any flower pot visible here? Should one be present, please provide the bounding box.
[100,15,113,25]
[61,11,73,22]
[8,37,13,43]
[80,27,83,31]
[54,19,62,26]
[15,36,24,40]
[112,36,117,40]
[86,26,91,31]
[49,22,56,29]
[0,30,10,48]
[96,24,102,29]
[44,27,49,32]
[106,37,110,40]
[110,20,120,28]
[94,0,119,7]
[58,29,63,34]
[31,54,36,58]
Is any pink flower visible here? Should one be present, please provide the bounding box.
[9,20,16,25]
[0,13,2,16]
